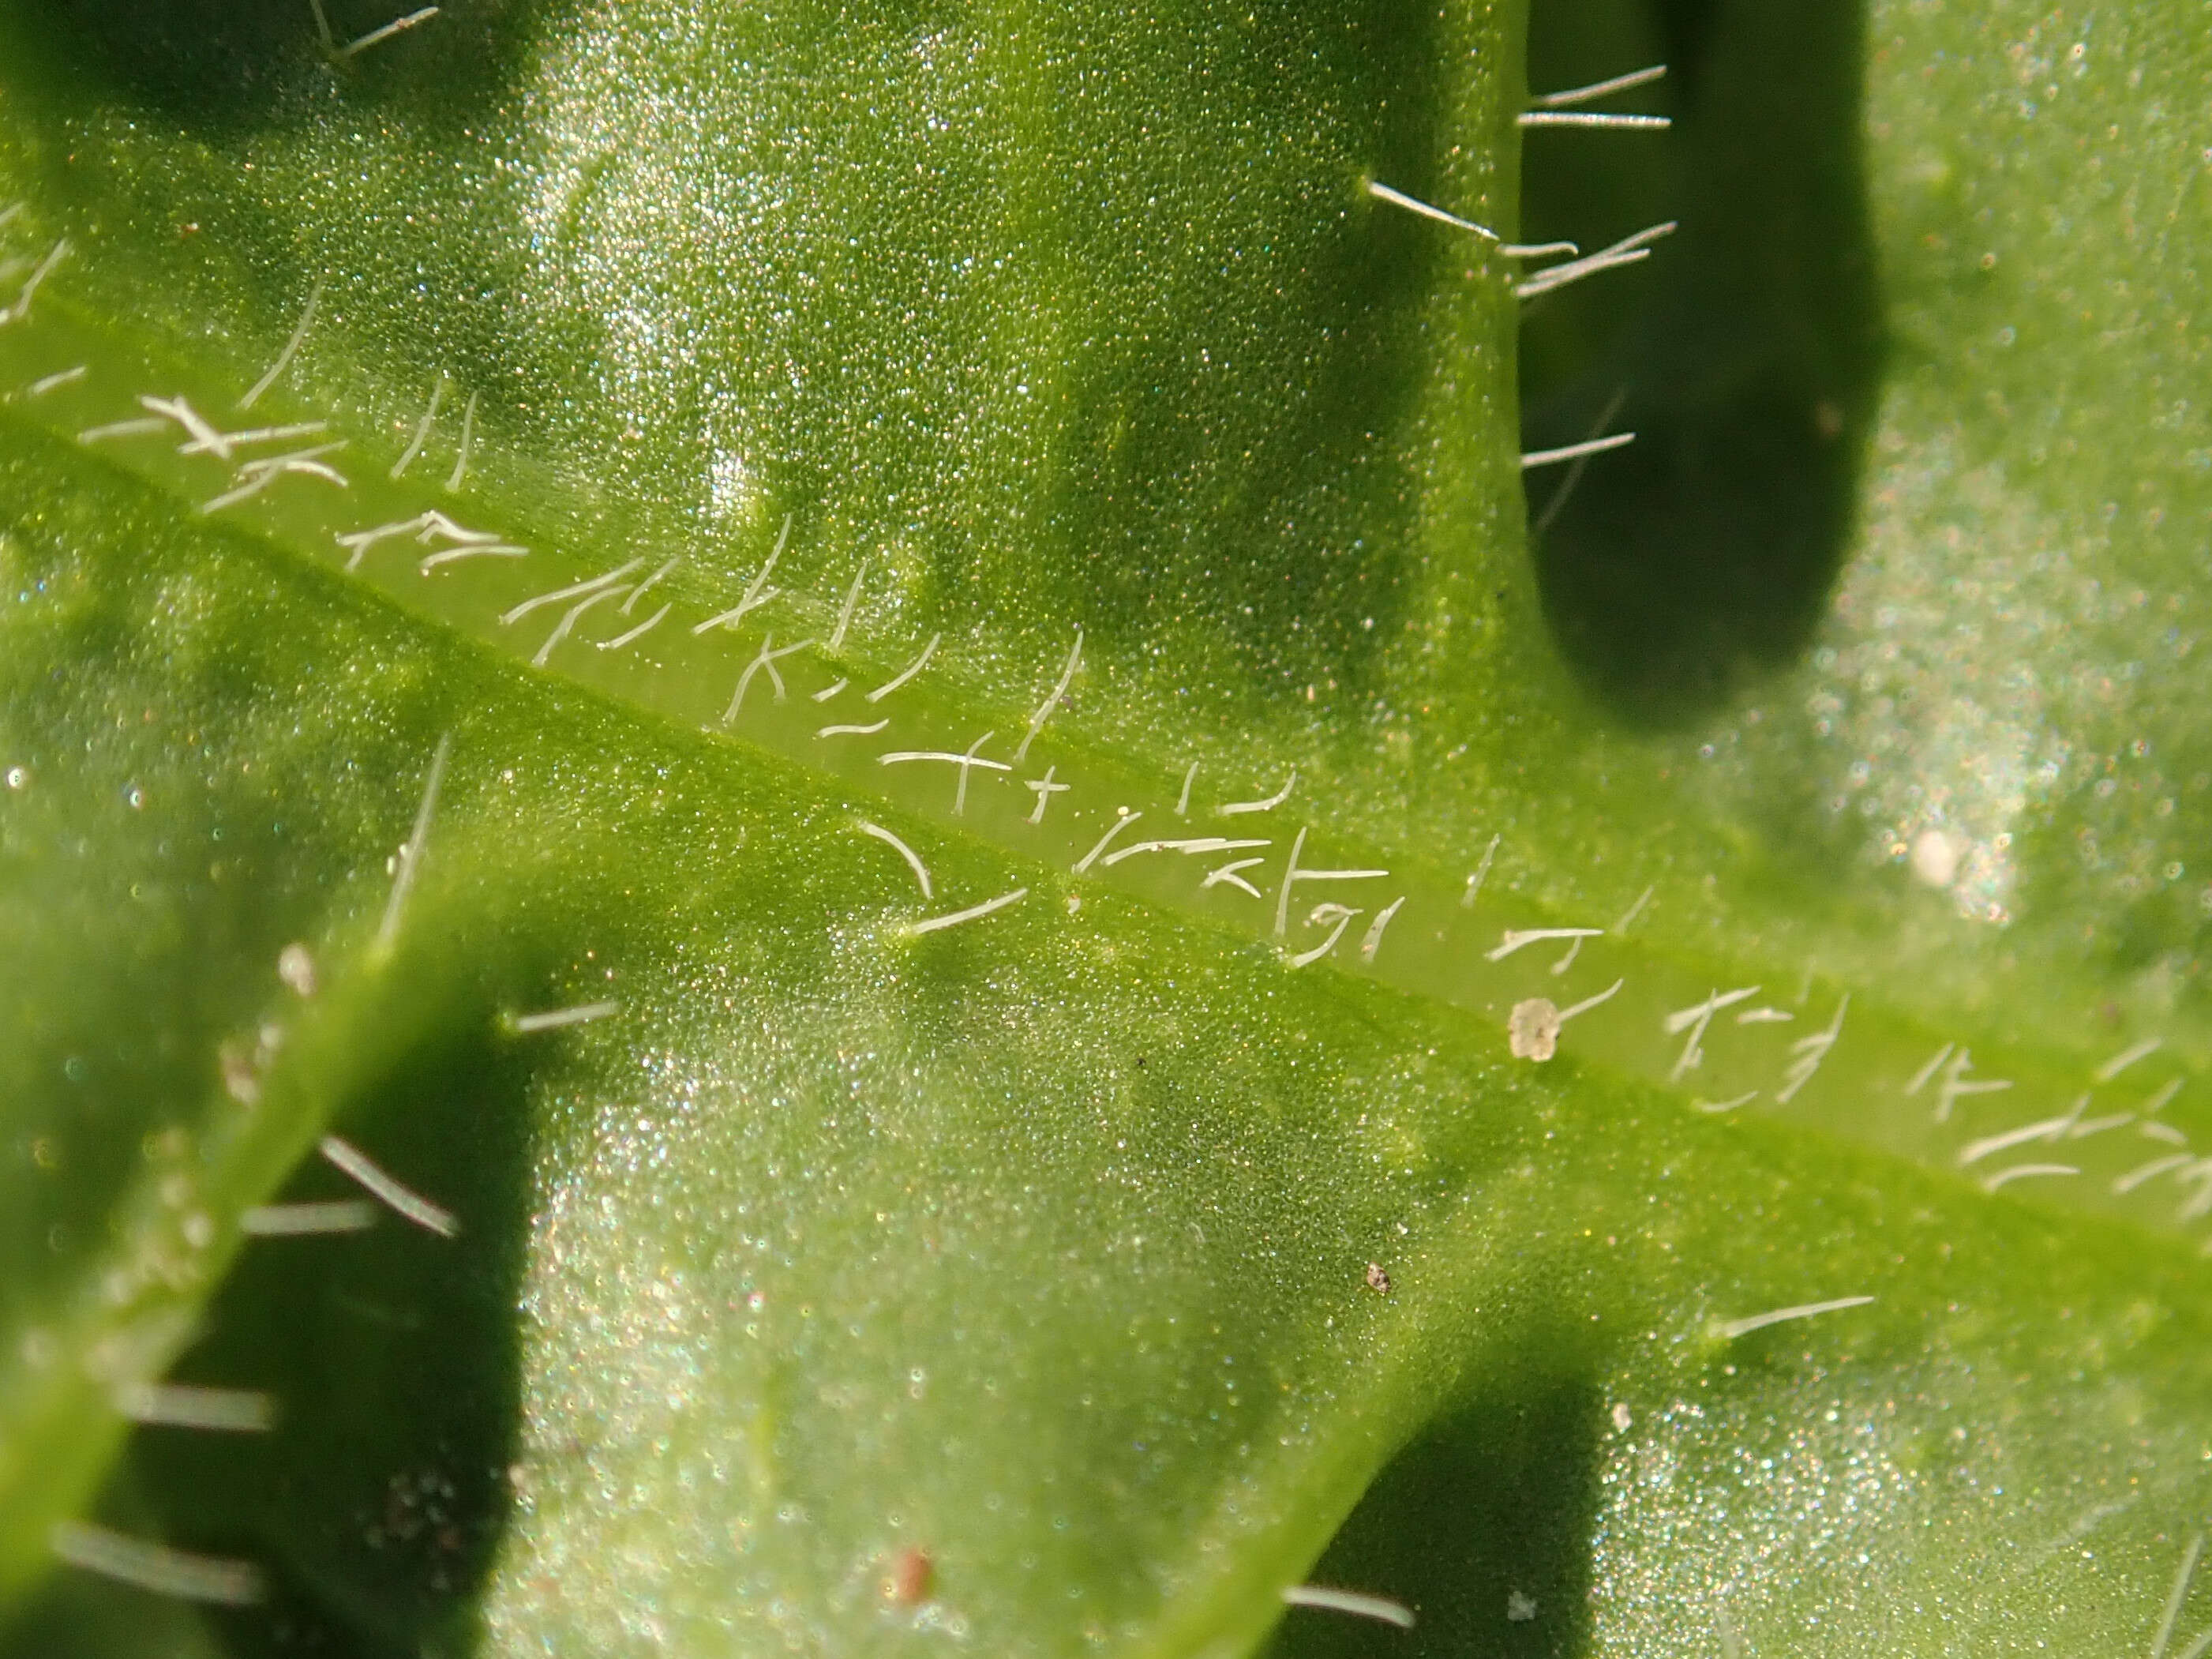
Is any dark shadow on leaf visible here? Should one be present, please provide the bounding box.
[19,0,553,130]
[114,985,539,1657]
[1520,0,1882,724]
[1263,1369,1607,1659]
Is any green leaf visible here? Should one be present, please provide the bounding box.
[4,0,2212,1653]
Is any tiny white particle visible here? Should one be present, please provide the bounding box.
[1509,999,1562,1061]
[276,943,317,998]
[1910,828,1963,888]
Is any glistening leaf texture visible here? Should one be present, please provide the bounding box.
[2,0,2211,1654]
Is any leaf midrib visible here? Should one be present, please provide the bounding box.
[5,277,2204,1265]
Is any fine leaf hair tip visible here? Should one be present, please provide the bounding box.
[1713,1295,1874,1341]
[51,1521,264,1606]
[373,731,452,955]
[1280,1585,1415,1630]
[1365,179,1577,258]
[1532,63,1668,108]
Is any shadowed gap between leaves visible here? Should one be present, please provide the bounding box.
[1262,1370,1607,1659]
[26,0,557,128]
[1519,0,1881,723]
[2,1004,540,1659]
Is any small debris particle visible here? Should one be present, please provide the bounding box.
[1364,1262,1392,1296]
[277,943,317,997]
[1611,1402,1633,1432]
[1507,1590,1539,1623]
[883,1545,933,1607]
[1509,999,1562,1061]
[1910,828,1963,889]
[218,1042,260,1107]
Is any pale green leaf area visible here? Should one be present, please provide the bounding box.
[2,0,2212,1653]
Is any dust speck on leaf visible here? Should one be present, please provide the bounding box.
[1509,998,1561,1061]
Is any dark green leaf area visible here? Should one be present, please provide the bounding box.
[2,0,1528,722]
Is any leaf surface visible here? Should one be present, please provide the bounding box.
[2,1,2212,1654]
